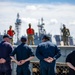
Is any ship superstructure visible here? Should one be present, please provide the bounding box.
[34,18,52,45]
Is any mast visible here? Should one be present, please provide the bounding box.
[15,13,21,43]
[37,18,45,37]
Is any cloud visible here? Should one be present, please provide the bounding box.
[69,20,75,25]
[21,17,37,24]
[0,2,75,40]
[25,5,37,10]
[49,19,58,25]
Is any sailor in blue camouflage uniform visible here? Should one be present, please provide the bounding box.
[10,36,34,75]
[0,34,13,75]
[36,34,61,75]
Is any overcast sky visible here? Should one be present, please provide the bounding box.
[0,0,75,41]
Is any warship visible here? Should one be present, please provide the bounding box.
[0,13,74,45]
[14,13,74,46]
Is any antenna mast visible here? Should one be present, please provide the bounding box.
[15,13,21,43]
[37,18,45,36]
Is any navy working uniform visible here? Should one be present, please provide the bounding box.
[10,36,34,75]
[66,51,75,75]
[61,24,70,45]
[0,34,13,75]
[36,35,61,75]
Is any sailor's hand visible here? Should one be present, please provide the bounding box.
[10,56,21,65]
[16,61,22,66]
[73,67,75,71]
[44,58,51,63]
[48,57,54,63]
[0,59,2,63]
[44,58,48,62]
[0,58,6,63]
[19,60,26,65]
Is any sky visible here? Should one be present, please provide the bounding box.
[1,0,75,4]
[0,0,75,42]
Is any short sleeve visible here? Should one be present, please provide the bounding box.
[66,52,72,63]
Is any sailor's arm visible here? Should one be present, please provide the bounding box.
[66,62,75,71]
[53,45,61,60]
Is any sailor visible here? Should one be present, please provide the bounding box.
[0,34,13,75]
[36,34,61,75]
[7,25,15,45]
[10,36,34,75]
[26,23,35,45]
[61,24,70,45]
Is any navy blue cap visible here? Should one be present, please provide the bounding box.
[21,36,27,41]
[42,34,50,40]
[3,34,12,39]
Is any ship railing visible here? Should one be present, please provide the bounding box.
[11,61,69,75]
